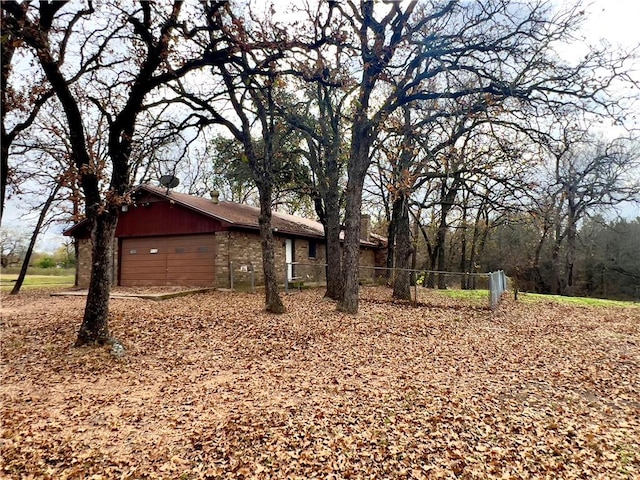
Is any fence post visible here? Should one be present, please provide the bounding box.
[488,272,493,309]
[487,270,508,309]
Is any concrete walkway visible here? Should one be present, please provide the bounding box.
[50,288,215,301]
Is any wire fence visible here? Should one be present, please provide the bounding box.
[488,270,508,309]
[284,262,510,309]
[223,260,509,309]
[228,261,257,292]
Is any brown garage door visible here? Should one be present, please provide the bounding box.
[120,234,216,287]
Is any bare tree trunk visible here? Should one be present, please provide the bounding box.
[75,210,118,346]
[74,238,80,287]
[564,211,577,294]
[459,211,468,289]
[386,209,397,283]
[392,193,412,300]
[411,218,418,287]
[551,239,563,295]
[257,188,285,313]
[0,137,7,224]
[0,8,14,224]
[322,144,344,300]
[337,126,371,313]
[324,202,343,300]
[532,222,551,293]
[435,207,450,289]
[338,182,364,313]
[435,181,459,289]
[468,206,487,290]
[10,182,61,295]
[436,224,448,290]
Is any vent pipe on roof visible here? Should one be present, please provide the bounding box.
[210,190,220,204]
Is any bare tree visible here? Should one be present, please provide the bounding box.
[1,5,53,223]
[10,180,61,295]
[175,2,292,313]
[546,129,640,294]
[0,227,27,268]
[327,0,636,312]
[2,1,233,345]
[278,79,349,301]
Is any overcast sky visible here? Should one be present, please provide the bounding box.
[3,0,639,251]
[582,0,640,220]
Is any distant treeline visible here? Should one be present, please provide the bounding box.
[447,216,640,301]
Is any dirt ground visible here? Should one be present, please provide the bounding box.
[1,287,638,479]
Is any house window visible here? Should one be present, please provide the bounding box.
[198,246,209,253]
[150,248,159,254]
[308,240,317,259]
[129,249,137,255]
[175,247,185,253]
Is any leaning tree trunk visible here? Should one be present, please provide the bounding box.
[392,193,412,300]
[11,182,61,295]
[75,209,118,346]
[0,132,8,224]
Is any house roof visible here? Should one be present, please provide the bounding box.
[142,184,330,239]
[65,184,385,247]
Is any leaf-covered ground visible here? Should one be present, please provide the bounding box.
[1,287,638,479]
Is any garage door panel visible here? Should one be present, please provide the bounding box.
[120,234,215,287]
[122,258,167,267]
[124,279,160,286]
[166,256,214,265]
[165,272,214,282]
[164,265,215,275]
[166,255,214,264]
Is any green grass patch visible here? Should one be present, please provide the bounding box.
[0,274,75,290]
[427,288,490,304]
[1,267,75,276]
[518,292,638,308]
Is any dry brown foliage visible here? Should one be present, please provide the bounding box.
[1,287,638,479]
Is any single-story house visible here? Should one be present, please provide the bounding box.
[64,184,387,288]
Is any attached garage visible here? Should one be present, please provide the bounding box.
[65,184,387,289]
[120,234,216,287]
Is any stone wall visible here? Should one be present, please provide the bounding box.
[76,238,92,288]
[217,231,265,289]
[286,237,327,285]
[75,238,119,289]
[215,231,329,289]
[359,248,381,283]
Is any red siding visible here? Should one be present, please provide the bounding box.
[116,200,227,237]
